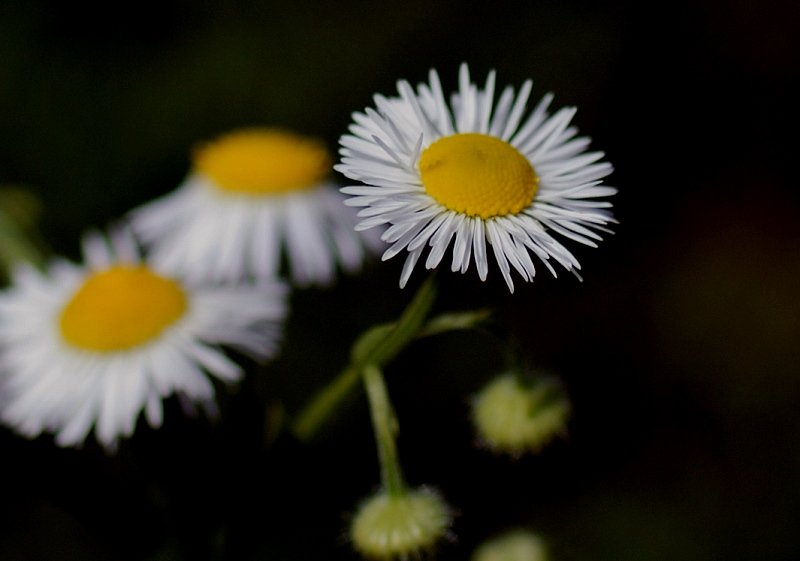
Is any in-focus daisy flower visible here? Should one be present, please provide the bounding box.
[337,63,616,291]
[0,231,288,450]
[130,128,380,287]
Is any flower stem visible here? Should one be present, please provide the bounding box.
[292,274,437,442]
[362,363,405,497]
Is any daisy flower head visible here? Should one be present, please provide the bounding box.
[0,230,289,450]
[130,128,380,287]
[337,63,616,292]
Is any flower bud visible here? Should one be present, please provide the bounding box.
[350,487,453,559]
[471,530,549,561]
[471,373,569,456]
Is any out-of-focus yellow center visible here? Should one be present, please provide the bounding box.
[193,128,331,195]
[419,133,538,219]
[60,266,187,352]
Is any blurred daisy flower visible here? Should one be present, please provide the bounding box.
[337,63,616,291]
[130,128,379,287]
[0,230,288,450]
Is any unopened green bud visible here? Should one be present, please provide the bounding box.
[350,487,453,559]
[471,373,569,456]
[471,530,549,561]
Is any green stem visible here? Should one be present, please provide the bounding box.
[477,321,528,382]
[289,365,360,442]
[363,363,406,497]
[292,274,438,441]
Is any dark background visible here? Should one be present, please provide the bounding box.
[1,1,799,560]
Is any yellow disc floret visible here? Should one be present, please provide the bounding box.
[419,133,538,219]
[60,266,187,352]
[193,128,331,195]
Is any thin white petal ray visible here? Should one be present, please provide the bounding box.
[399,247,424,289]
[489,85,515,138]
[510,91,554,148]
[477,70,496,134]
[425,212,458,270]
[427,68,454,136]
[397,80,438,141]
[473,218,488,281]
[501,79,533,141]
[486,220,515,292]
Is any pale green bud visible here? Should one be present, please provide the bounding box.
[350,487,453,559]
[471,373,569,456]
[471,530,549,561]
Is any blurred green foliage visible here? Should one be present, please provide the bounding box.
[0,186,48,277]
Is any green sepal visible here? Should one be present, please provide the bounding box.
[418,308,492,338]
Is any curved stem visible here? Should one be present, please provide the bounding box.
[292,274,438,441]
[477,320,529,382]
[290,365,361,443]
[363,363,405,497]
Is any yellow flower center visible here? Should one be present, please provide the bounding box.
[60,266,187,352]
[193,128,331,195]
[419,133,538,219]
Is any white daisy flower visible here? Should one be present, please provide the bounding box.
[129,128,380,287]
[0,231,289,450]
[336,63,616,292]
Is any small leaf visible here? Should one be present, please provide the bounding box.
[418,309,492,338]
[350,323,395,364]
